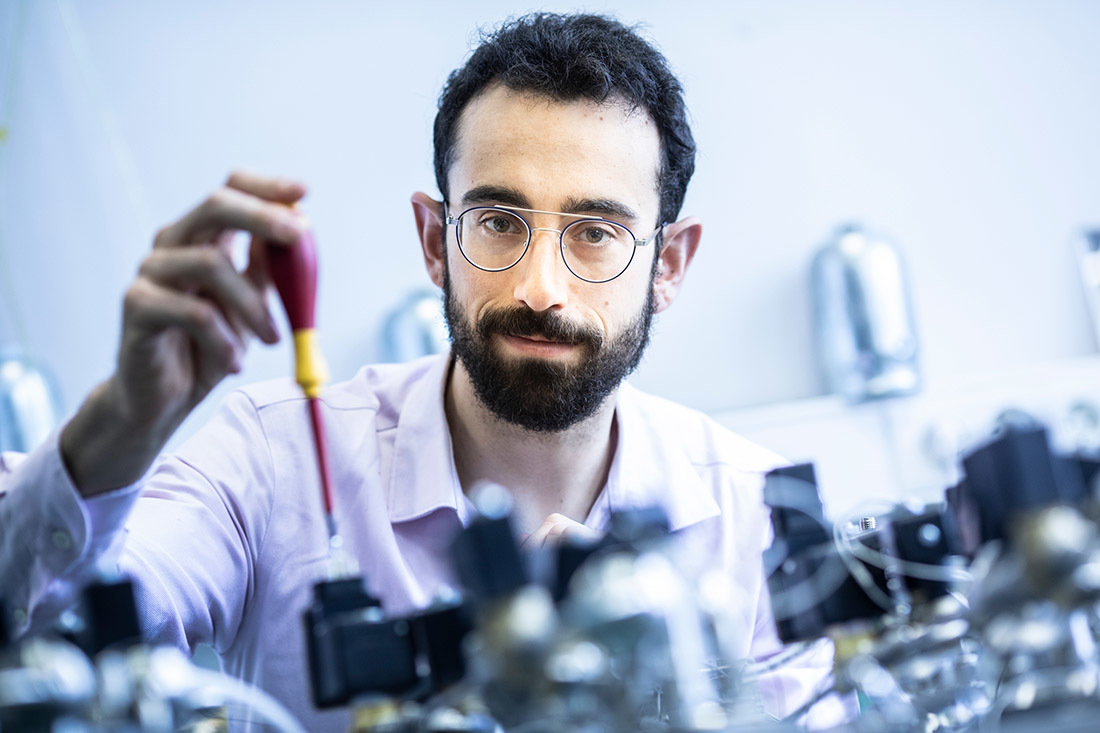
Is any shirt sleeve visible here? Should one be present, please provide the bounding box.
[0,390,276,656]
[0,430,144,637]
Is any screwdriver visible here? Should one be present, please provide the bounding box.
[266,220,355,578]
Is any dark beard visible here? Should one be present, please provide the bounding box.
[443,267,655,433]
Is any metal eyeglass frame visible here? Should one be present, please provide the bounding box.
[444,202,664,284]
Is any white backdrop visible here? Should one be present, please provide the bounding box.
[2,0,1098,448]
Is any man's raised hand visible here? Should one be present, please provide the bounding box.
[60,171,307,495]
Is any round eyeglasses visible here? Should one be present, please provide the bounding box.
[444,203,663,284]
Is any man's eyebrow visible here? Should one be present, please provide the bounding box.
[560,196,639,222]
[459,186,640,223]
[460,185,530,209]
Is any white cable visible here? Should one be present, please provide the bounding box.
[831,518,896,612]
[845,530,971,583]
[780,674,836,724]
[766,492,968,620]
[761,477,859,618]
[766,545,854,619]
[745,640,815,676]
[835,502,971,584]
[140,648,307,733]
[180,668,309,733]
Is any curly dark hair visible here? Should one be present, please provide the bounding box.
[433,13,696,229]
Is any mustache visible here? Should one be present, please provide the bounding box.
[477,306,603,346]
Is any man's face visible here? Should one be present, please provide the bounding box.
[443,84,664,432]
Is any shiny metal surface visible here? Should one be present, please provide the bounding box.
[0,350,60,452]
[811,225,921,402]
[381,290,449,363]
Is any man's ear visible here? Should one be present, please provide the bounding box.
[411,192,446,288]
[652,216,701,313]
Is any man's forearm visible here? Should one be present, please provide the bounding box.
[59,380,172,496]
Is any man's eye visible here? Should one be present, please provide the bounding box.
[572,224,618,246]
[480,215,519,234]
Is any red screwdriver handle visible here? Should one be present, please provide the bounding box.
[267,228,318,331]
[266,222,328,398]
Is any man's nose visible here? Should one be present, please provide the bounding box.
[512,229,570,312]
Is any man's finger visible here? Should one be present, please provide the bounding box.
[225,170,308,204]
[243,233,272,291]
[521,514,599,551]
[124,279,246,375]
[521,517,559,551]
[138,249,279,344]
[545,514,599,543]
[154,186,305,249]
[560,522,601,544]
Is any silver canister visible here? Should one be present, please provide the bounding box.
[811,224,921,402]
[381,289,449,363]
[0,350,61,453]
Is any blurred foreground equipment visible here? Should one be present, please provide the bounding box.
[11,420,1100,731]
[302,489,790,733]
[0,579,306,733]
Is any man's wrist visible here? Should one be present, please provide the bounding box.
[59,380,170,497]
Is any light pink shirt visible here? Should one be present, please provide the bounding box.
[0,354,837,731]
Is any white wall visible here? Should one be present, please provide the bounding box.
[2,0,1099,449]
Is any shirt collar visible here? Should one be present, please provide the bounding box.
[387,353,473,525]
[588,382,721,533]
[386,357,719,533]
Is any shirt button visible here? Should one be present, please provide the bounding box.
[51,530,73,551]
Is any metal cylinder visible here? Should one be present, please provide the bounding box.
[0,350,61,452]
[811,224,921,402]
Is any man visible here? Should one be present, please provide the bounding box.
[0,13,838,731]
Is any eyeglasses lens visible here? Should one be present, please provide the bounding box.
[456,207,634,282]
